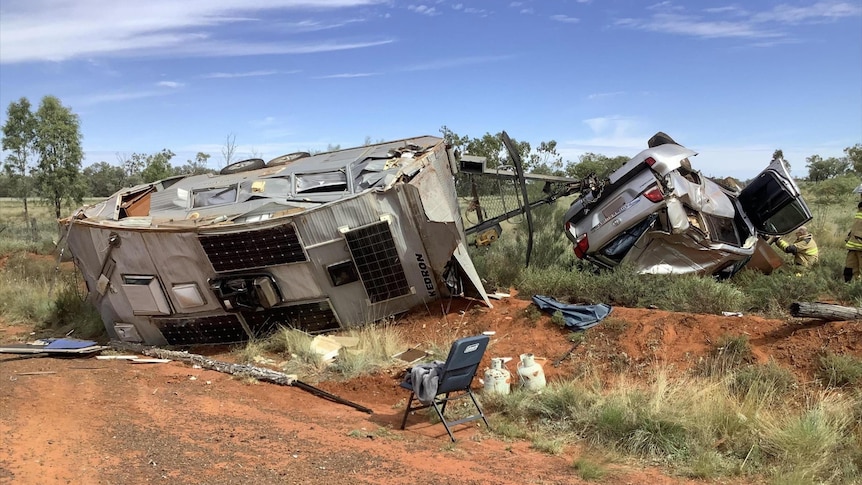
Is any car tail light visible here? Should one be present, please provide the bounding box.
[645,157,656,167]
[643,185,664,202]
[573,234,589,259]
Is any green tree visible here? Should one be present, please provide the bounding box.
[846,144,862,174]
[119,152,146,187]
[83,161,126,197]
[806,154,849,182]
[1,97,38,221]
[565,153,628,180]
[33,95,84,219]
[176,152,213,175]
[440,126,545,170]
[772,148,790,170]
[140,149,176,183]
[0,172,12,197]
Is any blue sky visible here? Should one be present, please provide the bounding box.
[1,0,860,179]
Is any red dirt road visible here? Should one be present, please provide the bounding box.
[1,295,859,485]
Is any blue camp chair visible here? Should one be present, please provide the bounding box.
[399,334,490,441]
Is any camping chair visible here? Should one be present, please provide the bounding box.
[399,334,490,441]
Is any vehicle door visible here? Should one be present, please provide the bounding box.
[737,158,812,236]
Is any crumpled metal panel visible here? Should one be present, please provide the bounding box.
[668,172,735,218]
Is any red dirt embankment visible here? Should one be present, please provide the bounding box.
[1,295,859,485]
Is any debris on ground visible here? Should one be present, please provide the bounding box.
[0,338,108,355]
[530,295,612,330]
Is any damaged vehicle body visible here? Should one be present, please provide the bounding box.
[62,130,811,346]
[562,137,812,277]
[62,137,491,346]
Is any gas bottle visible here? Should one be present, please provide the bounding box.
[517,353,546,391]
[483,357,511,395]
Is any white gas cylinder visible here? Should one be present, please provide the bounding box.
[517,353,546,391]
[483,357,511,395]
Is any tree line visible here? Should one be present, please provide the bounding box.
[3,96,860,219]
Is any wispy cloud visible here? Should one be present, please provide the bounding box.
[755,1,862,23]
[0,0,391,64]
[616,1,862,41]
[314,72,380,78]
[273,18,366,33]
[401,55,512,71]
[202,70,289,79]
[156,81,184,88]
[551,14,580,24]
[408,5,438,16]
[559,115,648,157]
[587,91,625,100]
[74,89,177,106]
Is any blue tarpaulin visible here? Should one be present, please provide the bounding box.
[531,295,612,331]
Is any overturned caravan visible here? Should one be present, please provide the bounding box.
[62,136,490,346]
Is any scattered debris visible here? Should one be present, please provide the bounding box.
[530,295,612,330]
[0,338,108,355]
[552,341,582,368]
[310,335,358,363]
[112,342,372,413]
[96,355,139,360]
[14,371,58,376]
[722,311,744,317]
[128,358,171,364]
[393,348,428,364]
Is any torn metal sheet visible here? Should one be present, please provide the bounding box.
[61,136,491,346]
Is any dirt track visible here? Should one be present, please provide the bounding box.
[1,295,859,485]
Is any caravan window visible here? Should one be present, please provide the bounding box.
[296,171,348,193]
[192,185,239,207]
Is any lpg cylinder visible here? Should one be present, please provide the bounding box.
[517,353,546,391]
[483,357,511,395]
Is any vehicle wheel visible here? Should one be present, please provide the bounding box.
[220,158,265,175]
[267,151,311,167]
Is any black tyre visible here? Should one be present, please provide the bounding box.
[220,158,265,175]
[267,151,311,167]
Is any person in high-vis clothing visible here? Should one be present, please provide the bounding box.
[773,226,819,266]
[844,200,862,282]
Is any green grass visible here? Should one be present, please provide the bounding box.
[697,334,754,377]
[729,360,797,403]
[232,323,408,381]
[483,367,862,484]
[571,457,608,481]
[817,352,862,388]
[0,250,105,339]
[530,436,566,455]
[0,197,100,254]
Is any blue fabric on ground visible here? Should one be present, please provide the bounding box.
[44,338,98,349]
[530,295,612,331]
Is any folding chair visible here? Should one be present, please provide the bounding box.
[399,334,490,441]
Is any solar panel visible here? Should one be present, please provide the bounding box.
[344,222,410,303]
[199,224,306,272]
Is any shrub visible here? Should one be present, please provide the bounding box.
[697,335,753,377]
[817,352,862,388]
[47,279,105,339]
[730,361,797,403]
[571,457,607,481]
[760,393,859,483]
